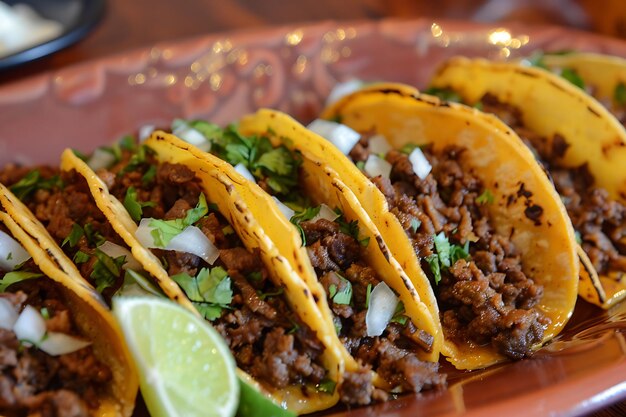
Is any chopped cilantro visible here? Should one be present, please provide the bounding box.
[316,378,337,394]
[335,211,369,247]
[257,287,284,301]
[560,68,585,90]
[450,241,470,265]
[10,170,63,200]
[390,301,408,326]
[141,165,157,184]
[523,51,548,69]
[5,253,11,261]
[473,101,484,111]
[290,206,321,246]
[355,160,366,170]
[40,307,50,320]
[476,189,495,205]
[222,225,235,235]
[73,250,90,264]
[123,187,156,222]
[614,82,626,107]
[410,218,421,234]
[150,193,208,247]
[83,223,106,247]
[365,283,372,308]
[330,114,343,123]
[425,254,441,285]
[62,223,84,248]
[423,86,462,103]
[328,284,337,299]
[399,143,421,155]
[330,274,352,305]
[171,267,233,321]
[71,149,89,161]
[0,271,42,292]
[118,135,137,151]
[90,249,126,293]
[433,232,452,268]
[120,145,155,175]
[248,271,263,282]
[287,319,300,334]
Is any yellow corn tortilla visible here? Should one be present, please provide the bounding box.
[0,187,138,417]
[317,84,579,370]
[431,57,626,308]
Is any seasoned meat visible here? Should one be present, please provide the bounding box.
[355,134,548,359]
[0,279,111,417]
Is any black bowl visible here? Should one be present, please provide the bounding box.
[0,0,105,70]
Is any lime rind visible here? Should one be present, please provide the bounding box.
[113,297,239,417]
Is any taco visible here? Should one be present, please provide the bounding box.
[429,57,626,308]
[0,187,137,417]
[297,84,580,370]
[523,52,626,128]
[89,118,446,405]
[54,137,350,414]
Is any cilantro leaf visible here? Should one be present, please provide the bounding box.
[425,254,441,285]
[90,249,126,293]
[257,287,284,301]
[0,271,42,292]
[10,170,63,200]
[83,223,106,247]
[450,241,470,265]
[141,165,157,184]
[149,194,208,247]
[365,283,372,308]
[257,147,296,176]
[476,189,495,205]
[560,68,585,90]
[316,378,337,394]
[335,211,369,247]
[171,267,233,321]
[433,232,452,268]
[62,223,84,248]
[73,250,90,264]
[330,274,352,305]
[614,82,626,107]
[390,301,408,325]
[290,206,321,246]
[410,218,421,234]
[123,187,156,222]
[423,87,462,103]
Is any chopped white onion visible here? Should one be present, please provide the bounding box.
[368,134,392,156]
[325,79,363,106]
[14,305,46,344]
[38,332,91,356]
[135,218,157,248]
[138,124,156,142]
[167,226,219,265]
[409,147,432,180]
[98,241,142,271]
[366,282,399,337]
[172,121,211,152]
[234,163,256,183]
[272,197,295,220]
[135,219,219,265]
[364,155,392,179]
[307,119,361,155]
[87,148,116,171]
[0,298,18,330]
[0,230,31,271]
[311,204,340,223]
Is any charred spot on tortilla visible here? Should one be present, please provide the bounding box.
[587,105,602,118]
[524,204,544,225]
[517,183,533,199]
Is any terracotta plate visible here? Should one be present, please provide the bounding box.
[1,18,626,417]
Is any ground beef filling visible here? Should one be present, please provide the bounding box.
[101,157,328,391]
[0,166,128,299]
[301,219,445,405]
[350,139,548,359]
[480,93,626,276]
[0,277,111,417]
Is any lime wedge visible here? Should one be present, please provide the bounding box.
[113,297,239,417]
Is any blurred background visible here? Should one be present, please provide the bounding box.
[2,0,626,84]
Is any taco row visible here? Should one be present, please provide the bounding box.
[3,55,620,412]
